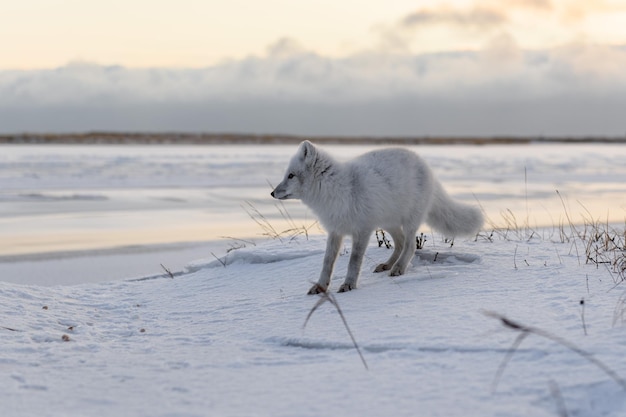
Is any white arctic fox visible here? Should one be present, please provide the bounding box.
[271,141,483,294]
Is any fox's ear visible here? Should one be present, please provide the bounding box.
[298,140,317,164]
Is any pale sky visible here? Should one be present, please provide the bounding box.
[2,0,626,69]
[1,0,626,135]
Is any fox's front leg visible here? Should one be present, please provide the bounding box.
[308,232,343,295]
[338,232,371,292]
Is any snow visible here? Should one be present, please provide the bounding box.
[1,230,626,416]
[1,143,626,416]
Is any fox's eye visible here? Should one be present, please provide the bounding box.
[288,173,295,179]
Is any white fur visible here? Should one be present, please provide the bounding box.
[271,141,483,294]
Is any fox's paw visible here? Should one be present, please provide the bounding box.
[307,284,327,295]
[389,265,405,276]
[338,282,356,293]
[374,263,390,273]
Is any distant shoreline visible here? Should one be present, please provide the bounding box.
[1,132,625,145]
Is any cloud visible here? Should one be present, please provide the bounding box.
[1,40,626,136]
[511,0,552,10]
[371,1,548,57]
[401,6,507,31]
[402,0,622,63]
[265,37,307,59]
[556,0,620,23]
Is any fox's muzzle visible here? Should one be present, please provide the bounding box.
[271,188,290,200]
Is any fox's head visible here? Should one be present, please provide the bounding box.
[271,140,318,201]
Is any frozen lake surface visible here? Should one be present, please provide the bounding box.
[1,143,625,284]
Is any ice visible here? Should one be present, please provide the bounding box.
[2,143,625,259]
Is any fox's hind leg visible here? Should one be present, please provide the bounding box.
[389,224,419,276]
[374,227,404,273]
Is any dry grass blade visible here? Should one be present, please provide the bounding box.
[556,190,582,264]
[303,285,369,370]
[242,201,283,241]
[220,236,257,248]
[483,310,531,332]
[491,331,530,392]
[160,263,175,278]
[1,326,20,332]
[303,288,331,329]
[243,200,318,242]
[556,190,579,238]
[483,310,626,392]
[613,291,626,327]
[210,252,227,267]
[549,380,569,417]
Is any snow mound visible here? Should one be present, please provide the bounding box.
[413,249,481,265]
[185,238,326,271]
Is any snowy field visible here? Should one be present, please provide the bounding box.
[1,229,626,416]
[1,142,626,416]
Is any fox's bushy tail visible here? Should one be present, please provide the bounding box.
[426,180,484,238]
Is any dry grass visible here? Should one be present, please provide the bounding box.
[554,196,626,284]
[613,291,626,327]
[160,263,175,278]
[242,200,318,243]
[416,232,427,250]
[478,188,626,286]
[484,208,540,242]
[304,284,368,370]
[375,229,392,249]
[483,310,626,393]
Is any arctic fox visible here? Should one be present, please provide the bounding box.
[271,141,483,294]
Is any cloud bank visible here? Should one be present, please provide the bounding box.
[2,38,626,136]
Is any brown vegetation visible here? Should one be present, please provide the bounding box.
[1,132,625,145]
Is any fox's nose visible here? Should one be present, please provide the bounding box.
[270,190,275,198]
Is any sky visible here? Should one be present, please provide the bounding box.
[1,0,626,136]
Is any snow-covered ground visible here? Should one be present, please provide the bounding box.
[1,143,625,416]
[1,229,625,416]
